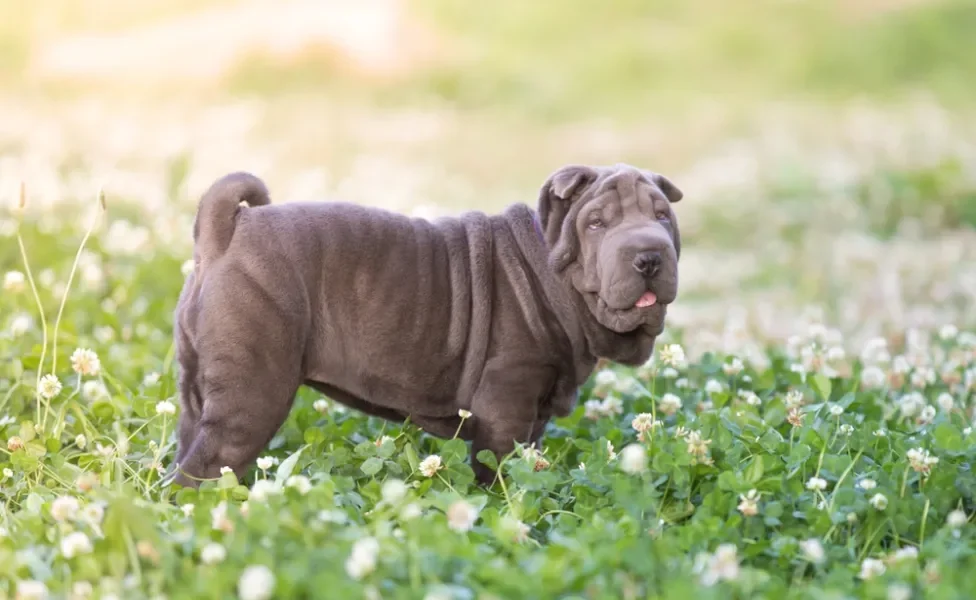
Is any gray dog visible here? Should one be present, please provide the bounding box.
[170,163,682,488]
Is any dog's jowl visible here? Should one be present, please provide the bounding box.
[170,164,683,487]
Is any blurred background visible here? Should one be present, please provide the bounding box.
[2,0,975,362]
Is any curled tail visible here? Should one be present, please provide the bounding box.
[192,172,271,265]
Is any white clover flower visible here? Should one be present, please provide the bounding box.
[806,477,828,492]
[74,434,87,449]
[600,396,624,416]
[826,346,846,362]
[399,503,422,521]
[859,337,890,365]
[238,565,275,600]
[891,546,918,562]
[81,503,104,527]
[249,479,281,502]
[697,543,740,586]
[446,500,479,533]
[418,455,443,478]
[583,399,603,420]
[661,367,679,379]
[38,374,62,400]
[860,366,887,389]
[51,496,82,523]
[345,537,380,580]
[937,393,954,412]
[873,428,888,437]
[906,448,939,474]
[722,357,744,376]
[798,538,825,564]
[219,466,233,475]
[857,478,877,491]
[155,400,176,416]
[71,580,93,599]
[256,456,275,471]
[70,348,101,377]
[785,389,804,408]
[659,393,682,416]
[658,344,686,368]
[312,399,329,413]
[870,493,889,511]
[939,324,959,341]
[61,531,93,558]
[81,380,108,402]
[181,503,195,517]
[898,393,926,418]
[2,468,12,478]
[3,270,25,292]
[631,413,658,433]
[382,479,407,505]
[917,405,936,425]
[619,444,647,474]
[606,440,617,461]
[887,583,912,600]
[15,580,48,600]
[200,542,227,565]
[859,558,886,580]
[286,475,312,495]
[594,369,617,388]
[737,489,760,517]
[675,377,690,389]
[457,409,472,419]
[705,379,724,395]
[839,424,854,436]
[211,501,234,533]
[143,372,161,386]
[828,404,844,417]
[947,509,967,528]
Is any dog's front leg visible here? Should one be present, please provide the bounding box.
[468,361,554,486]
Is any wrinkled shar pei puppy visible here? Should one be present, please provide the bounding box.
[169,163,683,488]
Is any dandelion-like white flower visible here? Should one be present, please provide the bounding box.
[345,537,380,580]
[947,509,967,528]
[798,538,825,564]
[737,489,760,517]
[806,477,828,492]
[446,500,479,533]
[256,456,275,471]
[51,496,80,522]
[898,393,926,418]
[857,478,877,491]
[200,542,227,565]
[38,374,62,400]
[917,404,937,425]
[828,404,844,417]
[381,479,407,505]
[784,389,804,408]
[859,558,886,580]
[155,400,176,416]
[937,393,954,412]
[870,493,889,511]
[70,348,101,377]
[601,396,624,416]
[593,369,617,389]
[418,455,443,478]
[60,531,93,558]
[659,393,682,416]
[658,344,686,368]
[619,444,647,474]
[238,564,275,600]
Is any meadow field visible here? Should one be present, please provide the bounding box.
[1,0,975,598]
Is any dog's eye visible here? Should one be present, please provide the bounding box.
[587,219,605,230]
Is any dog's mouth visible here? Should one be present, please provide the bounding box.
[634,291,657,308]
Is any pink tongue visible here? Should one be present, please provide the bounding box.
[635,291,657,308]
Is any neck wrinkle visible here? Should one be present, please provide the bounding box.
[502,204,596,378]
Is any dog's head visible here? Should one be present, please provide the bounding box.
[538,163,682,334]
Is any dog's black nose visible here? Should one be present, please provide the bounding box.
[633,251,663,277]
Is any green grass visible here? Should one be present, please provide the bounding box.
[2,184,976,599]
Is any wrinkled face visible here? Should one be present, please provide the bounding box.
[538,164,682,333]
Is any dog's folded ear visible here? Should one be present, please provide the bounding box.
[645,171,683,204]
[538,165,598,271]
